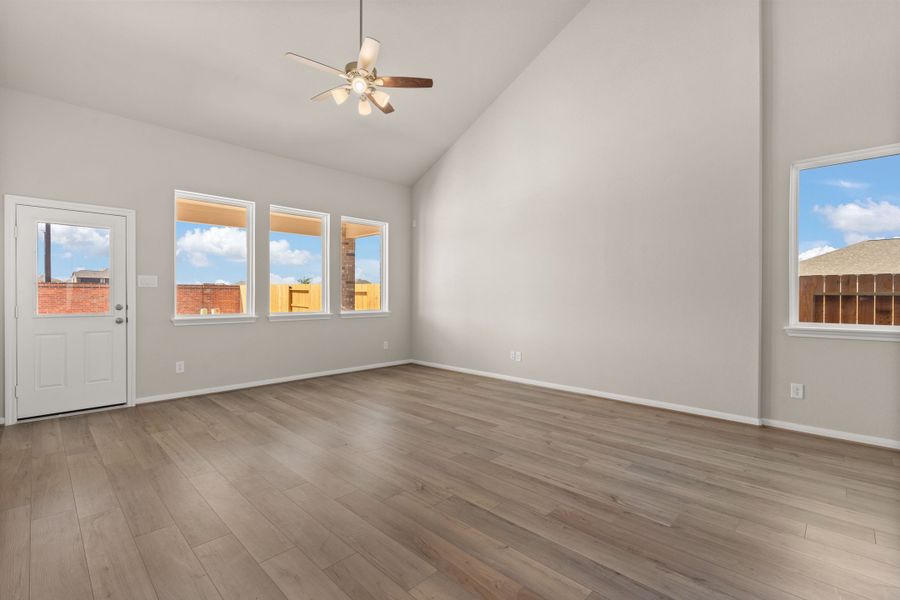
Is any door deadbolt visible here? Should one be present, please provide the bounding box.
[115,304,124,310]
[115,317,124,324]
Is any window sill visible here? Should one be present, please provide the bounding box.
[172,315,258,326]
[340,311,391,319]
[785,324,900,342]
[268,313,332,322]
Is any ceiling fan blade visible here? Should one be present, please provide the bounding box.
[311,85,351,105]
[357,37,381,73]
[358,96,372,116]
[366,91,395,114]
[375,76,433,88]
[285,52,348,79]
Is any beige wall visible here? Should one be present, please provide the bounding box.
[761,0,900,442]
[0,87,411,412]
[412,0,763,420]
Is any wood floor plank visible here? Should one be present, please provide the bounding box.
[408,573,484,600]
[193,534,287,600]
[325,553,416,600]
[149,463,230,548]
[30,419,63,458]
[80,507,158,600]
[0,450,32,511]
[67,450,119,518]
[106,458,175,536]
[135,525,223,600]
[190,470,292,562]
[261,547,352,600]
[0,505,30,600]
[285,483,436,590]
[232,474,354,568]
[30,509,93,600]
[30,451,75,519]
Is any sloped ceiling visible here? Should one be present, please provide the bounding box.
[0,0,588,184]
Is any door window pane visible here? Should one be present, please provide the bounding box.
[269,207,328,314]
[36,222,111,315]
[341,218,386,312]
[175,195,251,316]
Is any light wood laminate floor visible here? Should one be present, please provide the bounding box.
[1,364,898,600]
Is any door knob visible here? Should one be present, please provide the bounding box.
[115,304,124,311]
[115,317,124,324]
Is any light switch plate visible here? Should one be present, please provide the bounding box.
[138,275,158,288]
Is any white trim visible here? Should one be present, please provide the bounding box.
[411,360,762,426]
[4,194,138,426]
[761,419,900,450]
[341,216,388,313]
[172,315,258,326]
[268,205,330,318]
[340,311,391,318]
[136,359,412,404]
[788,143,900,340]
[174,190,255,320]
[785,324,900,342]
[267,313,333,322]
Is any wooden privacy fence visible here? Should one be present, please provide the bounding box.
[799,274,900,325]
[269,283,380,313]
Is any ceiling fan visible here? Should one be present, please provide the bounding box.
[285,0,433,116]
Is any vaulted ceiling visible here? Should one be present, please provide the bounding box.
[0,0,588,184]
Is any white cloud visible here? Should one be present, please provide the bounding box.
[40,223,109,256]
[814,199,900,245]
[824,179,870,190]
[214,279,232,285]
[176,226,246,268]
[799,245,837,261]
[269,273,298,284]
[269,240,314,266]
[355,258,381,282]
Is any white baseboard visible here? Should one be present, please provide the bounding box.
[137,359,413,405]
[761,419,900,450]
[411,360,762,426]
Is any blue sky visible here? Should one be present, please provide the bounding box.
[36,223,110,281]
[174,221,381,284]
[798,152,900,260]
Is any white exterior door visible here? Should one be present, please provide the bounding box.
[15,205,128,419]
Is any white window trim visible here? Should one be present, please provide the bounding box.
[787,142,900,342]
[172,190,256,325]
[267,205,330,320]
[340,216,389,316]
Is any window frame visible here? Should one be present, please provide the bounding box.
[267,205,331,321]
[786,143,900,342]
[340,216,389,317]
[172,190,256,326]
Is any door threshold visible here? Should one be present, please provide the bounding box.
[15,402,128,424]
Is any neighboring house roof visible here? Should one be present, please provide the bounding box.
[799,239,900,276]
[72,268,110,279]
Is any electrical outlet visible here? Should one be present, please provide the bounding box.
[790,383,804,399]
[175,361,185,374]
[510,350,516,361]
[515,351,522,362]
[383,341,389,350]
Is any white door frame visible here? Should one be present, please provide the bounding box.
[4,194,137,425]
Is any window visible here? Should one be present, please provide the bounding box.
[36,222,111,315]
[269,206,329,318]
[174,191,255,323]
[340,217,387,314]
[789,145,900,341]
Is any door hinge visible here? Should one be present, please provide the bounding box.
[14,385,19,398]
[14,306,18,319]
[13,225,18,238]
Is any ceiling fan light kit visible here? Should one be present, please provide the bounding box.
[285,0,433,116]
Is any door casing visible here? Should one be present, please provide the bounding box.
[4,194,137,425]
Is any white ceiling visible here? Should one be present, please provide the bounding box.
[0,0,587,184]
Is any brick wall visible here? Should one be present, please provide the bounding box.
[176,284,243,315]
[37,283,109,314]
[341,236,356,311]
